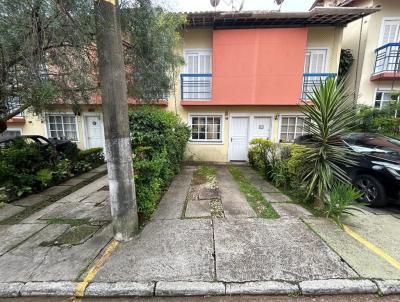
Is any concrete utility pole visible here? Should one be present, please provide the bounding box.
[94,0,138,241]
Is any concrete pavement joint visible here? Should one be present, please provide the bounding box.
[301,218,361,277]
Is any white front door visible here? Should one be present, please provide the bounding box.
[229,117,249,161]
[253,117,272,139]
[85,115,104,149]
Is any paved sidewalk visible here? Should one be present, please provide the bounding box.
[0,164,399,298]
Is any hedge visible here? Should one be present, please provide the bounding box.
[129,107,190,220]
[0,137,104,201]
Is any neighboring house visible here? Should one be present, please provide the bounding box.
[5,7,376,162]
[314,0,400,108]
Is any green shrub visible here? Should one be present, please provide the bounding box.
[78,148,104,166]
[247,141,312,202]
[0,139,104,202]
[60,143,80,161]
[0,138,47,199]
[129,107,190,220]
[248,138,273,170]
[325,182,363,227]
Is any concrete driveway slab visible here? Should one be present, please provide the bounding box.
[272,203,312,218]
[214,218,356,282]
[0,224,69,282]
[94,219,214,282]
[0,203,25,221]
[153,167,193,220]
[30,225,112,282]
[235,166,280,193]
[304,217,400,279]
[0,224,46,256]
[11,195,46,207]
[217,167,255,218]
[56,176,108,203]
[262,192,291,203]
[185,199,211,218]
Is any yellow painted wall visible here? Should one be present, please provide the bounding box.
[306,27,343,73]
[342,0,400,106]
[11,105,104,150]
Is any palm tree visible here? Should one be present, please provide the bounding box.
[300,77,357,209]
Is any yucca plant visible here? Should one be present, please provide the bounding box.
[301,77,357,209]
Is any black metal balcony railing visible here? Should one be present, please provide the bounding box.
[302,73,337,99]
[373,42,400,74]
[180,73,212,100]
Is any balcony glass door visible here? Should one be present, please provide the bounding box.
[184,50,212,99]
[303,49,327,97]
[377,20,400,73]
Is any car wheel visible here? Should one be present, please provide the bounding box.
[354,175,387,207]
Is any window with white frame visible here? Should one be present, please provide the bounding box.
[280,115,309,143]
[190,114,222,142]
[374,91,397,109]
[380,19,400,46]
[47,114,78,141]
[304,49,327,74]
[182,49,212,100]
[0,128,21,138]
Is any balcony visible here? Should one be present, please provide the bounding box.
[371,43,400,81]
[302,73,337,99]
[180,74,212,101]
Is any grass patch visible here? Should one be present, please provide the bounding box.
[192,166,217,185]
[46,218,91,226]
[228,166,280,219]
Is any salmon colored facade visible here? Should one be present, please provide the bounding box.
[212,28,308,106]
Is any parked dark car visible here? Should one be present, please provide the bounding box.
[0,135,74,155]
[295,133,400,207]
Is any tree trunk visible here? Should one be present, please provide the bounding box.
[94,0,138,241]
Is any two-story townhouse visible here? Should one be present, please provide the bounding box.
[314,0,400,108]
[171,7,376,162]
[4,7,376,163]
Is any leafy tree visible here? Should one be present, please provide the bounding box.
[121,0,185,101]
[0,0,96,131]
[0,0,184,132]
[300,78,357,209]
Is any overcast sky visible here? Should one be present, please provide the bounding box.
[165,0,316,12]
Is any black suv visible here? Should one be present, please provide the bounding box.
[0,135,74,154]
[295,133,400,207]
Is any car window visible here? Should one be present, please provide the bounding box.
[35,137,49,145]
[23,138,38,145]
[343,134,400,154]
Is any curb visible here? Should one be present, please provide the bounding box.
[299,279,377,295]
[20,281,77,296]
[155,281,225,296]
[225,281,299,295]
[85,282,154,297]
[0,279,399,297]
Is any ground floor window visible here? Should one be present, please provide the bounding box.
[280,115,309,143]
[47,114,78,141]
[189,114,222,142]
[0,128,21,138]
[374,91,395,109]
